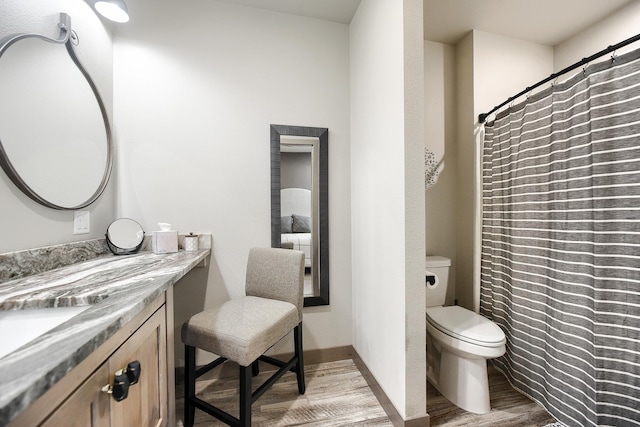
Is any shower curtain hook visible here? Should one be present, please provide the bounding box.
[611,50,617,64]
[582,62,590,76]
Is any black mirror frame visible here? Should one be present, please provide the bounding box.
[270,124,329,307]
[105,218,145,255]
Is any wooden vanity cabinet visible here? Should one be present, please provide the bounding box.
[41,363,111,427]
[11,294,172,427]
[41,306,167,427]
[108,306,167,427]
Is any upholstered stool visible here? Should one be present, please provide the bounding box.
[181,247,306,427]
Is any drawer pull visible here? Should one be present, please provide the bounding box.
[126,360,141,385]
[101,370,130,402]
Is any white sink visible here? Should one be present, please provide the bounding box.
[0,306,89,360]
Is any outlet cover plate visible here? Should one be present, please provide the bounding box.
[73,211,90,235]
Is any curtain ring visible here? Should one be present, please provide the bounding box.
[583,62,590,76]
[611,51,617,64]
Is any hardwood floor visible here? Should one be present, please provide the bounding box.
[176,359,557,426]
[176,359,393,426]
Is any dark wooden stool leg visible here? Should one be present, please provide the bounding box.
[294,323,306,394]
[239,365,252,426]
[252,360,260,376]
[184,345,196,427]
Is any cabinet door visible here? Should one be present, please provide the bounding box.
[41,364,111,427]
[109,307,167,427]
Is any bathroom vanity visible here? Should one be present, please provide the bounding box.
[0,237,211,426]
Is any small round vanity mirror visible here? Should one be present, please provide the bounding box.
[106,219,145,255]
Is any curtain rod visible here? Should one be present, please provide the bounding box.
[478,32,640,124]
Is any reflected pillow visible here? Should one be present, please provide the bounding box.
[281,215,293,233]
[292,214,311,233]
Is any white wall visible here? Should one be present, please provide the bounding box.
[473,31,554,119]
[454,30,553,310]
[112,0,352,357]
[351,0,426,421]
[424,41,457,303]
[0,0,116,254]
[453,32,474,311]
[403,0,427,418]
[554,1,640,71]
[424,41,446,163]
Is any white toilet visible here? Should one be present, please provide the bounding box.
[425,256,506,414]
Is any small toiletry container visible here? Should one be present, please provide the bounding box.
[184,233,199,252]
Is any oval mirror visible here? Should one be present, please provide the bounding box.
[106,218,145,255]
[0,14,112,209]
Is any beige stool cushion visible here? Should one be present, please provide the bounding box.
[181,296,299,367]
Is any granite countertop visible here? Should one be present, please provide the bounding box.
[0,246,210,426]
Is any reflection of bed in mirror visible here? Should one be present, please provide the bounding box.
[280,188,312,269]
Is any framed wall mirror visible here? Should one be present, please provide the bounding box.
[270,125,328,307]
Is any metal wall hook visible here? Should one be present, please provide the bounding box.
[70,30,79,46]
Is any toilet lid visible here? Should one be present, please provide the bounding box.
[426,305,505,347]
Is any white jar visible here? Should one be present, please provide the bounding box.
[184,233,199,251]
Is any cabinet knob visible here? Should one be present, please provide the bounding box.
[101,370,130,402]
[126,360,141,385]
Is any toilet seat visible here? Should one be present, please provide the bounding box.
[426,305,505,348]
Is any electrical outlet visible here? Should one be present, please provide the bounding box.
[73,211,90,235]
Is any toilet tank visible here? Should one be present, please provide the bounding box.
[425,256,451,308]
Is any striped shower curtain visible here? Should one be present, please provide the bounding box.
[480,48,640,426]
